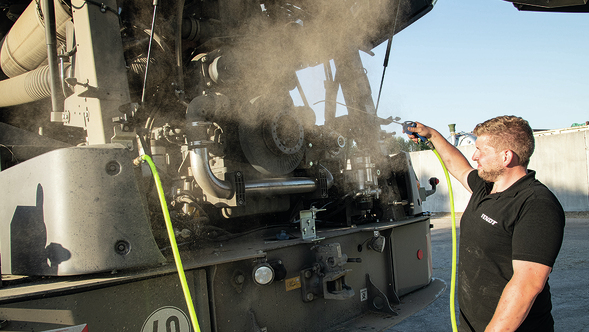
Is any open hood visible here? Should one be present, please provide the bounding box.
[506,0,589,12]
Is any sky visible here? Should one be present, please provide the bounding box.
[296,0,589,138]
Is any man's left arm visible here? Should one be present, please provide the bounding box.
[484,260,552,332]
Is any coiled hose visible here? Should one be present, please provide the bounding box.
[141,154,201,332]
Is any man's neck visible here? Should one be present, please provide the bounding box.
[490,167,528,194]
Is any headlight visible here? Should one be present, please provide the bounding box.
[253,263,274,285]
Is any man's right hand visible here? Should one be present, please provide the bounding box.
[405,122,433,144]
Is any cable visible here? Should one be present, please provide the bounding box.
[431,146,458,332]
[141,154,201,332]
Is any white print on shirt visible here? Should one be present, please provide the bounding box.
[481,213,498,226]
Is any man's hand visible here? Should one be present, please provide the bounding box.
[405,122,434,144]
[404,121,474,192]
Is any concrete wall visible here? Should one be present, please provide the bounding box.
[410,127,589,212]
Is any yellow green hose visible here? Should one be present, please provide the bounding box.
[432,147,458,332]
[141,154,201,332]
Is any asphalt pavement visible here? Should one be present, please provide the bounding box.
[386,212,589,332]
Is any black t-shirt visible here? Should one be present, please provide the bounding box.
[457,170,565,332]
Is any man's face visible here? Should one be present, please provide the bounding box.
[472,135,504,182]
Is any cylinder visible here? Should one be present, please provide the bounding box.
[0,65,51,107]
[0,0,70,78]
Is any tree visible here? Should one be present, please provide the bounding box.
[383,136,431,154]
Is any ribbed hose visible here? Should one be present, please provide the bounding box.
[0,0,70,78]
[0,65,51,107]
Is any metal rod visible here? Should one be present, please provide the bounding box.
[41,0,63,113]
[141,0,159,104]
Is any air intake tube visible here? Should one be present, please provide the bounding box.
[186,94,333,200]
[0,0,70,78]
[0,65,51,107]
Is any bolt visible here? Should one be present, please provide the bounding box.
[306,293,314,301]
[235,274,245,285]
[304,270,312,278]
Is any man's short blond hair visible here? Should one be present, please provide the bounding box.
[473,116,535,167]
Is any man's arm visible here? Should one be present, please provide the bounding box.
[484,260,552,332]
[406,122,474,192]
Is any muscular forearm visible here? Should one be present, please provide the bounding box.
[484,279,537,331]
[485,261,551,332]
[426,129,471,177]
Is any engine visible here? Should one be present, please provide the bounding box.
[0,0,434,274]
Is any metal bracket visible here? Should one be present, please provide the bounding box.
[111,126,136,150]
[299,207,324,240]
[366,274,398,315]
[50,111,68,123]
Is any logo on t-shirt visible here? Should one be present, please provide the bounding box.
[481,213,498,226]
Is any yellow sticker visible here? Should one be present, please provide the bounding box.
[285,276,301,291]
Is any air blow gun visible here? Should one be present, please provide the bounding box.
[401,121,428,142]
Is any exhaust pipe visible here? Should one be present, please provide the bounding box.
[189,148,333,199]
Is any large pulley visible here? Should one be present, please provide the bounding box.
[239,94,311,175]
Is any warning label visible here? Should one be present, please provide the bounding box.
[285,276,301,291]
[41,324,88,332]
[141,306,191,332]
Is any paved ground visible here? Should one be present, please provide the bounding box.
[386,213,589,332]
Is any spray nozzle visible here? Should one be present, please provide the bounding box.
[402,121,428,143]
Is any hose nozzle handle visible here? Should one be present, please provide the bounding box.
[403,121,428,143]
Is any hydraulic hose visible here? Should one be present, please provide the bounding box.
[431,147,458,332]
[141,154,201,332]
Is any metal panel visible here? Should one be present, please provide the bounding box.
[0,144,165,276]
[390,219,432,296]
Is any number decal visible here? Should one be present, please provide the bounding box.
[141,306,191,332]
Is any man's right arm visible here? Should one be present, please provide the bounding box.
[406,122,474,193]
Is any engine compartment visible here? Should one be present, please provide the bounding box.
[0,0,434,271]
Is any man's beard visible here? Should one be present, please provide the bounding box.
[477,164,504,183]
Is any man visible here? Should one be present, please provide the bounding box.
[406,116,565,332]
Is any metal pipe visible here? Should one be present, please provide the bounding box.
[245,178,317,195]
[189,148,333,199]
[41,0,63,113]
[189,147,233,199]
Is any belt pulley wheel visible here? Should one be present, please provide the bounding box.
[239,95,305,175]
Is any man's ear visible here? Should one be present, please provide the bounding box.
[504,150,519,167]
